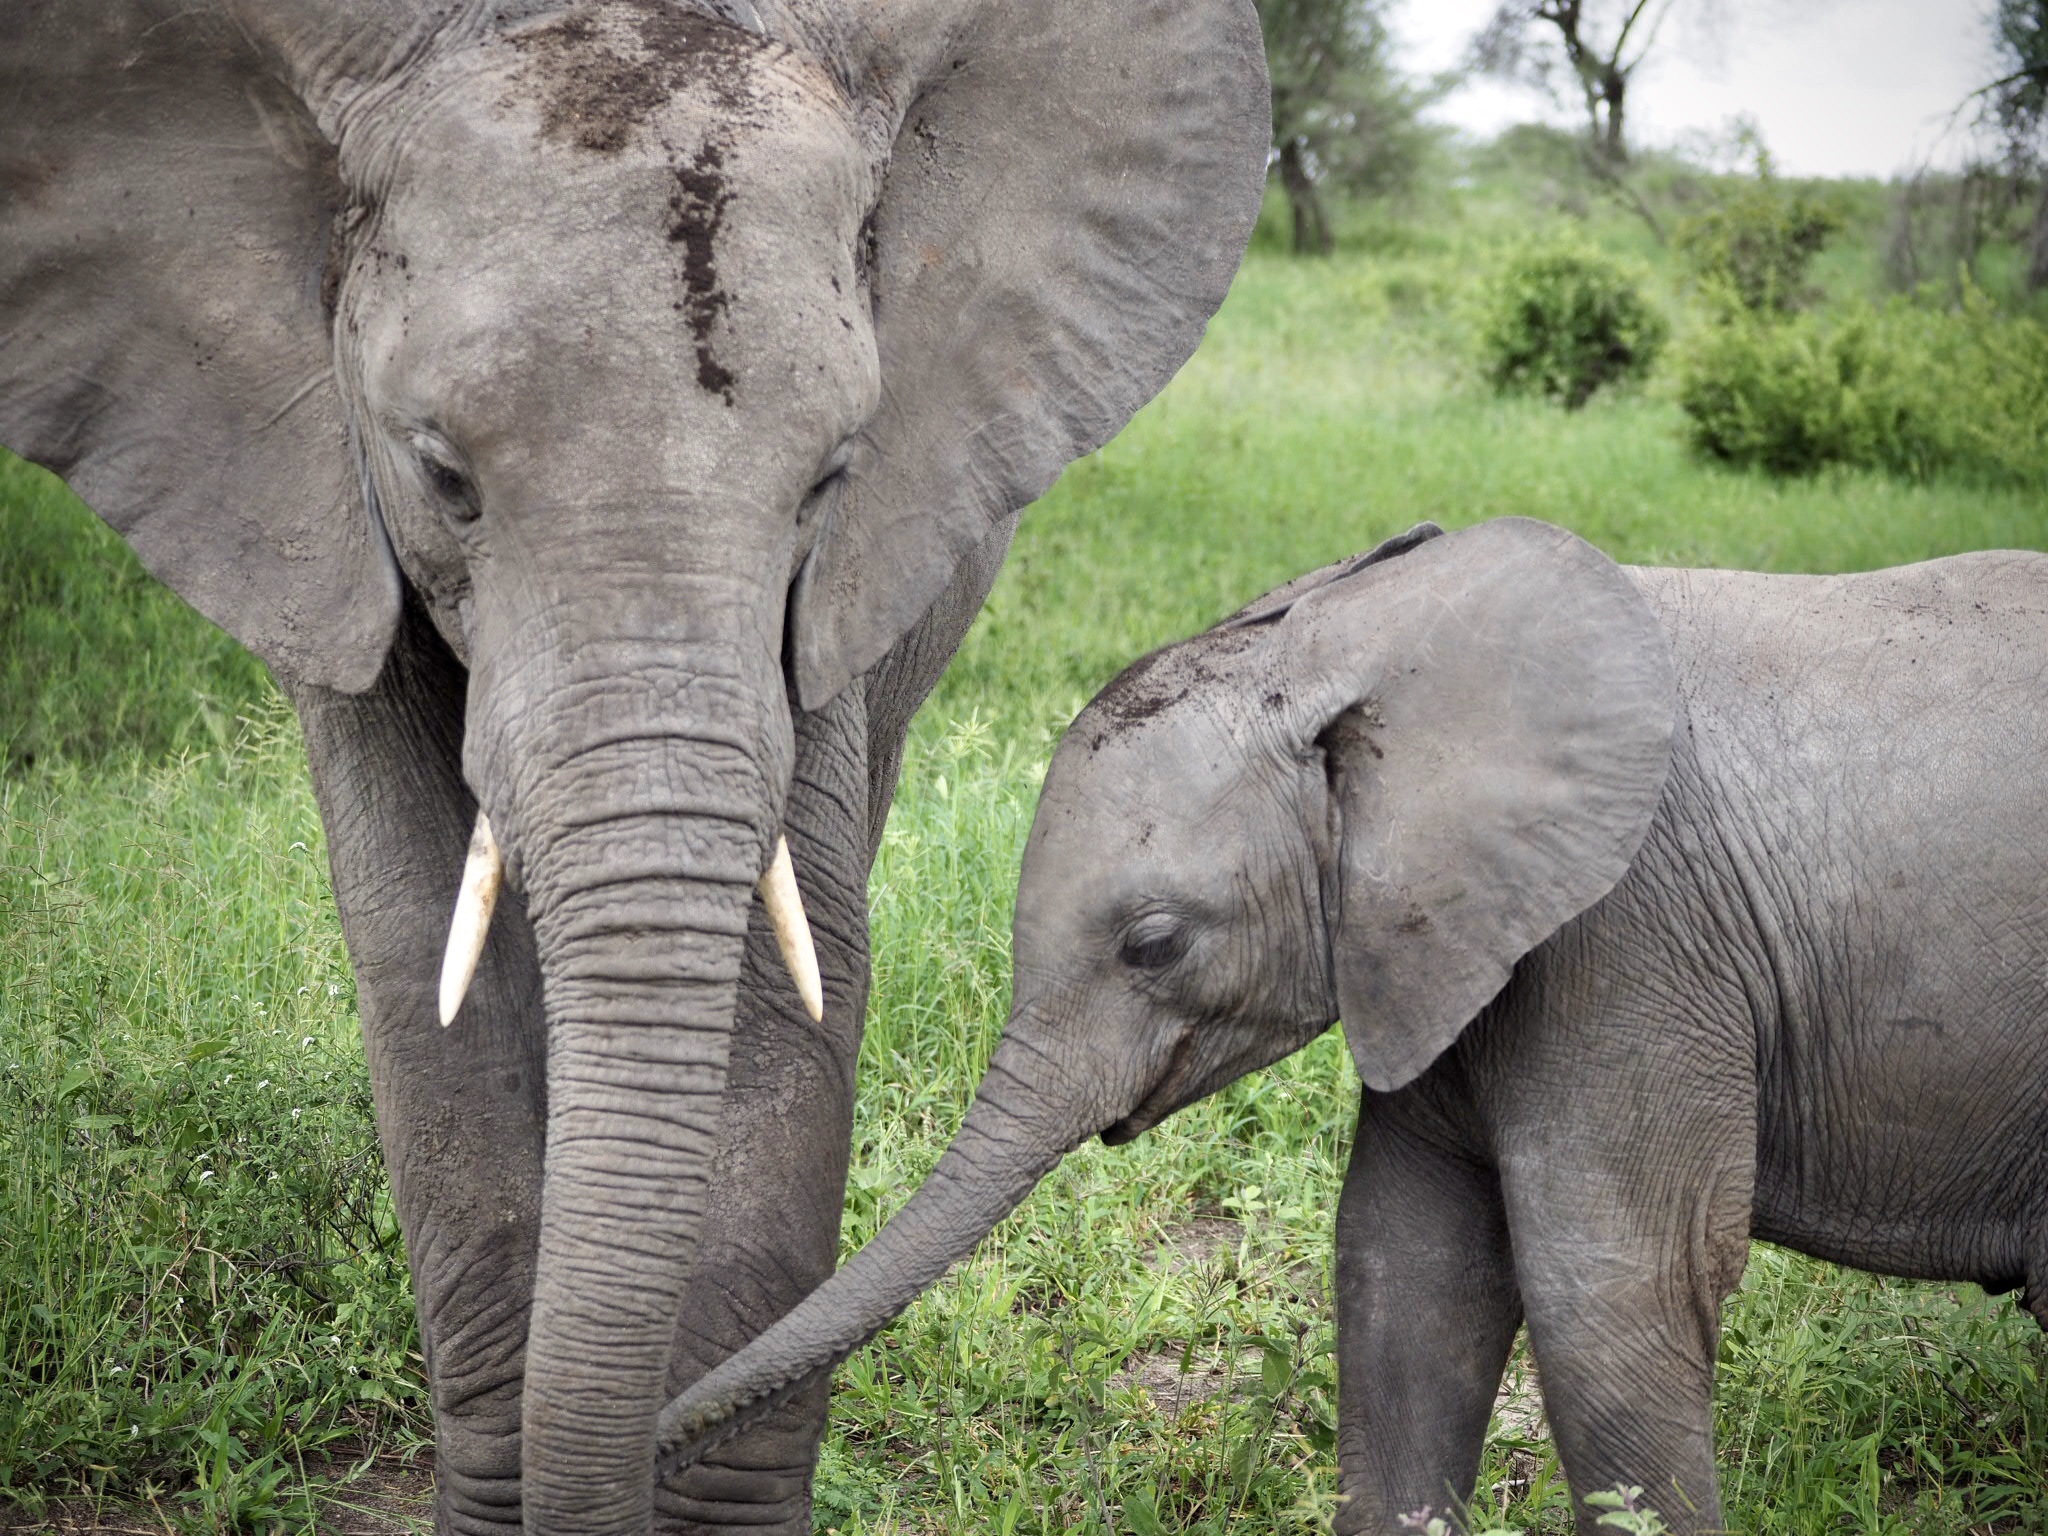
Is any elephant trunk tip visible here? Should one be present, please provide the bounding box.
[654,1356,828,1478]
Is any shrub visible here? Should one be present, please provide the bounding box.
[1478,245,1668,409]
[1674,174,1841,316]
[1677,282,2048,482]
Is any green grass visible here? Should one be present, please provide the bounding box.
[3,187,2047,1532]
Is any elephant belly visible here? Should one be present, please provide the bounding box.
[1752,993,2048,1292]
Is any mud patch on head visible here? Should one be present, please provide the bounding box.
[668,142,736,403]
[1088,629,1258,741]
[508,1,766,154]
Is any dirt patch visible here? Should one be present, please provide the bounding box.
[667,142,736,402]
[1112,1343,1263,1418]
[0,1448,435,1535]
[1144,1214,1244,1275]
[1109,1217,1259,1416]
[1085,629,1259,743]
[508,1,763,155]
[1480,1352,1550,1512]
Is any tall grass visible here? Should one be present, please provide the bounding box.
[3,196,2045,1530]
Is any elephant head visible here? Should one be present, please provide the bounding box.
[654,517,1677,1467]
[1,1,1266,1528]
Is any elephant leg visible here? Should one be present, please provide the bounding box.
[655,688,873,1533]
[1498,1069,1752,1536]
[291,609,547,1536]
[1333,1095,1522,1535]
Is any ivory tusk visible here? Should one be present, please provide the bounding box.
[757,835,824,1023]
[438,811,503,1027]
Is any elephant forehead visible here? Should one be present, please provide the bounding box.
[499,2,847,161]
[349,24,875,447]
[1062,632,1268,785]
[1037,702,1249,869]
[379,22,866,229]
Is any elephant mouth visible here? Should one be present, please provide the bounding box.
[1100,1023,1199,1146]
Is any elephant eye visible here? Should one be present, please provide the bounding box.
[410,434,480,522]
[1119,913,1187,972]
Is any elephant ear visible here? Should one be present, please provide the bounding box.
[1219,523,1445,630]
[783,0,1270,710]
[1285,519,1676,1093]
[0,2,399,692]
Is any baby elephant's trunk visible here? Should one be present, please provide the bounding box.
[655,1020,1125,1470]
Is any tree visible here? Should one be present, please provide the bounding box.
[1981,0,2048,287]
[1258,0,1432,254]
[1472,0,1692,170]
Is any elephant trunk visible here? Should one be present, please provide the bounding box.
[653,1017,1131,1474]
[473,634,798,1536]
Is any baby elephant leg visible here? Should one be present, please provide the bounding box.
[1501,1116,1752,1535]
[1334,1098,1523,1535]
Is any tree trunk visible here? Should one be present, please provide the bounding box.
[1278,137,1333,256]
[2029,174,2048,292]
[1598,68,1629,167]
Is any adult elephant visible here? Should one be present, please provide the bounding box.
[0,2,1268,1532]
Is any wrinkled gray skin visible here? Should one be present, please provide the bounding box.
[0,3,1268,1531]
[661,518,2048,1534]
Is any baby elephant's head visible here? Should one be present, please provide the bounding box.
[655,515,1675,1466]
[1013,516,1675,1139]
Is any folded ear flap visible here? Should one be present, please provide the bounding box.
[1,4,399,693]
[1288,519,1676,1093]
[1220,522,1445,631]
[783,0,1269,710]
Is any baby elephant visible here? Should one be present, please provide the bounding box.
[659,518,2048,1533]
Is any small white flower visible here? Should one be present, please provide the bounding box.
[129,1425,139,1438]
[268,1172,280,1182]
[194,1153,211,1164]
[222,1074,233,1083]
[297,986,310,996]
[302,1036,315,1048]
[291,1108,302,1119]
[326,983,340,997]
[328,1335,341,1347]
[198,1170,215,1183]
[256,1080,270,1090]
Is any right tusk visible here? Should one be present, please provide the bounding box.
[758,835,824,1023]
[438,811,503,1027]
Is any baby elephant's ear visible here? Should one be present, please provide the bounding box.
[1287,519,1675,1093]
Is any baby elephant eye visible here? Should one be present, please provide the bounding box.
[1119,914,1186,971]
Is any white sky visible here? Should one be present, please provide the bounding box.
[1393,0,1997,179]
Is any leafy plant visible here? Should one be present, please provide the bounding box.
[1674,160,1841,315]
[1677,281,2048,482]
[1478,243,1668,408]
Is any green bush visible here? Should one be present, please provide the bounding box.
[1677,282,2048,482]
[1674,175,1841,316]
[1479,245,1668,409]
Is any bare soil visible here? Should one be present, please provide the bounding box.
[0,1448,434,1535]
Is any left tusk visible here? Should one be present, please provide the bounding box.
[438,811,503,1027]
[757,835,824,1023]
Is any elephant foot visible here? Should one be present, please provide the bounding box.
[432,1466,524,1536]
[419,1395,525,1534]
